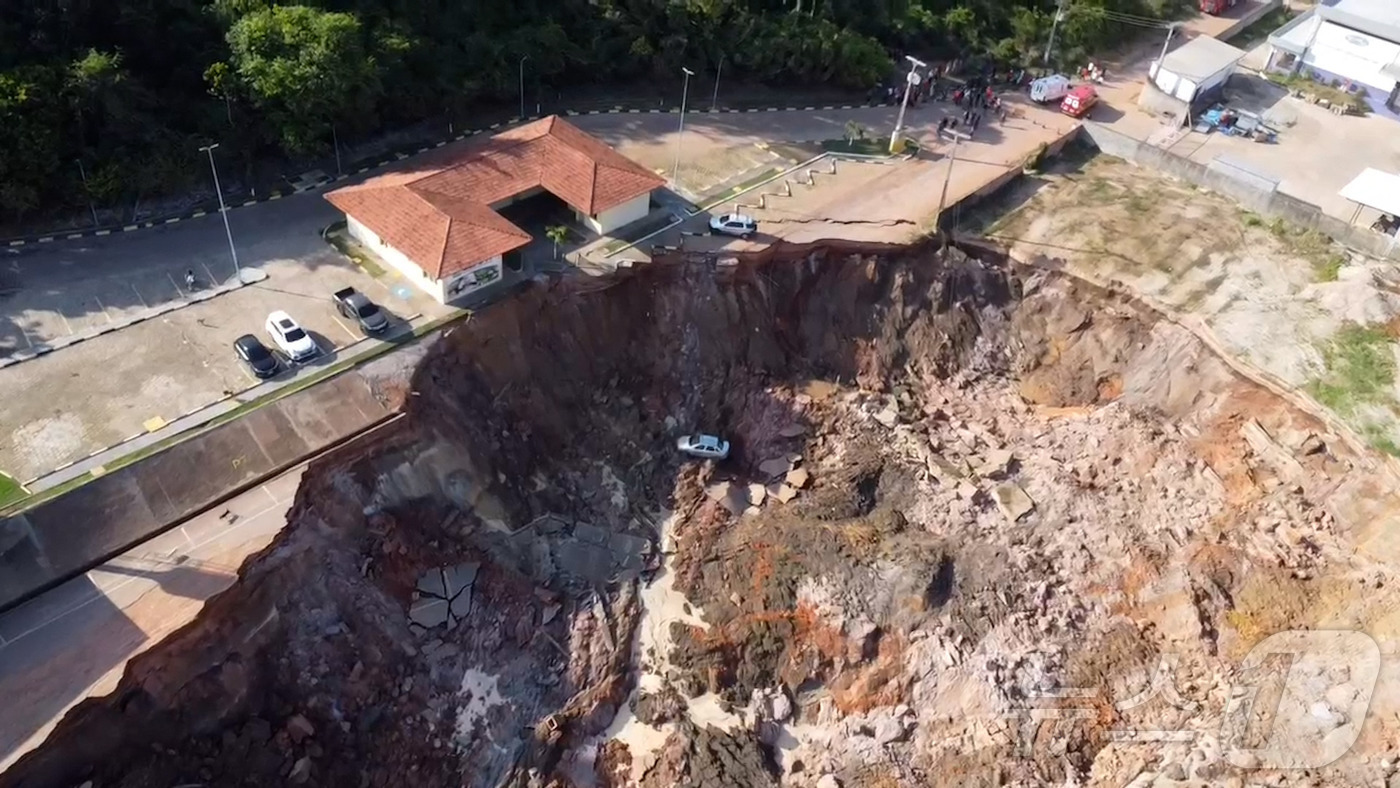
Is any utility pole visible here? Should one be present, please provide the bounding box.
[1044,0,1067,68]
[934,129,967,252]
[519,55,529,120]
[889,55,927,154]
[1154,23,1180,80]
[75,160,99,228]
[711,56,723,112]
[199,143,240,276]
[671,67,695,186]
[331,125,342,176]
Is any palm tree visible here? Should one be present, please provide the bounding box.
[545,225,569,259]
[844,119,865,144]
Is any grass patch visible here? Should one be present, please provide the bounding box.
[1230,7,1290,50]
[1258,217,1347,281]
[1306,323,1396,416]
[820,138,889,156]
[0,474,25,508]
[326,228,387,278]
[1265,70,1372,114]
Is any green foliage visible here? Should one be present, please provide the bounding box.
[0,0,1190,225]
[1306,324,1397,416]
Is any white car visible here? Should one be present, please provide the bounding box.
[264,310,318,362]
[709,213,758,238]
[676,433,731,460]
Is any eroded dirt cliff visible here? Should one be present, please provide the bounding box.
[7,239,1400,788]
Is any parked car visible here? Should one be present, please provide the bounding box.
[1029,74,1071,104]
[233,334,279,378]
[676,433,731,460]
[709,213,759,238]
[1060,85,1099,119]
[332,287,389,334]
[264,310,319,362]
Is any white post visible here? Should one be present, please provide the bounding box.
[671,67,695,186]
[934,129,966,250]
[889,55,927,154]
[1044,0,1067,67]
[711,56,723,111]
[332,125,342,175]
[200,143,240,275]
[519,56,529,120]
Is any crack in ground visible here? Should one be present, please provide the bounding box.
[761,217,918,227]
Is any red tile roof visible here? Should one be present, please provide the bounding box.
[325,116,664,279]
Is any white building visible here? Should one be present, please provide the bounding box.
[1267,0,1400,120]
[326,116,664,303]
[1143,36,1247,120]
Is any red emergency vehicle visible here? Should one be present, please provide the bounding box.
[1059,85,1099,119]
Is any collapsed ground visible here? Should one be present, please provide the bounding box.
[6,238,1400,788]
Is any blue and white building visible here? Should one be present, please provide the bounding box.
[1266,0,1400,120]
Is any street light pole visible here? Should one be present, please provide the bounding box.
[332,125,342,176]
[1154,23,1180,80]
[519,55,529,120]
[889,55,927,154]
[671,67,695,187]
[75,160,99,228]
[199,143,240,276]
[933,129,968,252]
[711,56,723,112]
[1044,0,1067,67]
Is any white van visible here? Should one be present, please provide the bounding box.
[1029,74,1071,104]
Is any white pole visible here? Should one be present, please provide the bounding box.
[889,55,927,154]
[934,129,965,250]
[1153,24,1178,81]
[332,125,341,175]
[711,56,723,111]
[200,143,239,275]
[1044,0,1067,67]
[672,67,694,186]
[519,56,529,120]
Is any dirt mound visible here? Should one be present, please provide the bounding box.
[6,239,1400,788]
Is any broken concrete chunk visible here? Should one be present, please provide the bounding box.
[993,482,1035,522]
[285,714,315,743]
[785,467,810,489]
[759,457,793,478]
[774,484,798,504]
[956,481,980,501]
[769,690,793,723]
[443,562,480,599]
[706,481,732,502]
[873,715,911,745]
[408,598,451,629]
[288,756,312,784]
[416,569,447,599]
[450,587,473,620]
[748,484,768,507]
[541,604,562,625]
[778,424,807,438]
[978,449,1014,478]
[873,404,899,428]
[817,775,842,788]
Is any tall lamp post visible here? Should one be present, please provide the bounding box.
[519,55,529,120]
[671,66,695,186]
[889,55,927,154]
[711,56,723,112]
[199,143,240,276]
[933,128,968,251]
[75,160,99,228]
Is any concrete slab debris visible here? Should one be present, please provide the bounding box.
[450,588,473,620]
[443,562,479,599]
[778,424,808,438]
[409,598,451,629]
[416,569,447,599]
[977,449,1014,478]
[993,482,1035,522]
[785,467,810,489]
[573,523,609,546]
[748,484,767,507]
[759,457,793,478]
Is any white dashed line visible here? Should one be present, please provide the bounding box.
[129,283,148,308]
[168,271,186,297]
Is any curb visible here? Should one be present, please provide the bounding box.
[0,103,884,248]
[19,309,425,488]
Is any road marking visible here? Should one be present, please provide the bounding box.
[129,282,148,308]
[191,210,206,218]
[66,233,83,240]
[200,261,218,288]
[94,230,110,236]
[0,494,287,649]
[56,310,73,335]
[93,295,113,323]
[164,217,180,224]
[330,315,358,342]
[168,271,185,297]
[262,485,278,505]
[16,327,33,349]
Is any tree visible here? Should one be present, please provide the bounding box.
[844,119,865,144]
[222,5,381,153]
[545,225,570,260]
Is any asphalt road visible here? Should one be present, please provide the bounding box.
[0,464,304,769]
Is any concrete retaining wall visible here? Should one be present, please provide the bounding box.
[1078,122,1400,260]
[0,370,397,613]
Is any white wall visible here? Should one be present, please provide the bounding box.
[1305,21,1400,89]
[1151,63,1234,102]
[441,258,503,301]
[347,216,447,301]
[587,193,651,235]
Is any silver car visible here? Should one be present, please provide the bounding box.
[676,433,731,460]
[708,213,758,238]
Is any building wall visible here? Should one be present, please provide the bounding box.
[347,216,447,302]
[1152,67,1202,102]
[441,258,504,302]
[587,193,652,235]
[1305,20,1400,91]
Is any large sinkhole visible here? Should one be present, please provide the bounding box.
[4,240,1379,788]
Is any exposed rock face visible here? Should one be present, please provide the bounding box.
[6,238,1396,788]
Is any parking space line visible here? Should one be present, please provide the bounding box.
[330,315,358,342]
[168,271,186,297]
[93,295,113,322]
[200,261,218,288]
[129,283,148,308]
[57,311,73,336]
[16,328,32,349]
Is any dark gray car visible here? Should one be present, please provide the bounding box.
[332,287,389,334]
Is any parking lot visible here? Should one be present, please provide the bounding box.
[0,246,444,483]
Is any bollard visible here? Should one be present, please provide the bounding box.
[827,159,837,174]
[757,194,766,209]
[805,169,816,185]
[782,181,792,197]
